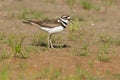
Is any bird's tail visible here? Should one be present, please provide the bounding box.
[22,20,41,29]
[22,20,36,25]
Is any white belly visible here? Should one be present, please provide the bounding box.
[40,26,64,34]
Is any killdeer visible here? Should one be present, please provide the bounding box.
[23,15,72,48]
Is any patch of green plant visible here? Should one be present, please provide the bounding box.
[6,35,15,47]
[75,16,85,22]
[64,65,98,80]
[76,66,88,78]
[31,33,47,46]
[69,18,80,31]
[53,34,65,42]
[97,42,111,62]
[25,46,35,53]
[68,33,84,41]
[11,36,26,58]
[97,35,115,62]
[113,73,120,80]
[100,44,110,54]
[98,53,110,62]
[6,34,28,59]
[80,43,89,56]
[0,32,5,42]
[34,66,61,80]
[113,37,120,46]
[80,0,93,10]
[72,43,89,56]
[99,35,120,46]
[0,64,10,80]
[79,0,100,11]
[0,49,11,60]
[17,51,29,59]
[14,37,24,54]
[93,5,100,11]
[18,61,29,70]
[98,34,117,54]
[99,35,113,45]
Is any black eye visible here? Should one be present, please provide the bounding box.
[65,17,68,18]
[61,15,70,19]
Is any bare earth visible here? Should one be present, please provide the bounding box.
[0,0,120,80]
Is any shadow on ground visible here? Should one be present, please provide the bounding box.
[29,42,71,48]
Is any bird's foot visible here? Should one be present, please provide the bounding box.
[50,45,54,49]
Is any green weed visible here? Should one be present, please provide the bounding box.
[93,5,100,11]
[11,36,25,58]
[100,43,110,54]
[6,35,15,47]
[68,33,83,41]
[14,37,24,54]
[99,35,120,46]
[31,33,47,46]
[99,35,113,45]
[113,73,120,80]
[0,49,11,60]
[18,62,29,70]
[51,34,64,45]
[69,18,80,32]
[79,0,100,11]
[34,66,61,80]
[72,43,89,56]
[80,43,89,56]
[6,34,28,59]
[97,35,116,62]
[98,53,110,62]
[24,45,44,55]
[64,65,97,80]
[98,44,111,62]
[0,32,5,43]
[80,0,93,10]
[113,37,120,46]
[0,64,10,80]
[17,51,29,59]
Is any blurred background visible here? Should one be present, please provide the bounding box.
[0,0,120,80]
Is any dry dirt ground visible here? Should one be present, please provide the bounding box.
[0,0,120,80]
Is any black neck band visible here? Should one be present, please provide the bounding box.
[60,23,66,28]
[59,18,67,28]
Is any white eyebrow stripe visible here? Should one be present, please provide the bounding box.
[59,18,69,23]
[67,16,71,19]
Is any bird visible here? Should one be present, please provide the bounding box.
[23,15,72,48]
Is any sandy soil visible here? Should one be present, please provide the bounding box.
[0,0,120,80]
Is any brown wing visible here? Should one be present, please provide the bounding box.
[23,19,61,28]
[38,19,61,28]
[27,19,60,28]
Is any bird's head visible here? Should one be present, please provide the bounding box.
[59,15,72,23]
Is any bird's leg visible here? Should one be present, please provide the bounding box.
[49,34,54,48]
[47,34,50,48]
